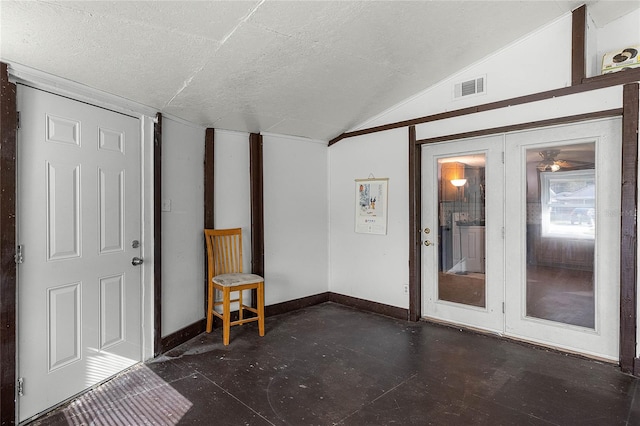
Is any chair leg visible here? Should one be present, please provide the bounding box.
[206,282,214,333]
[257,282,265,337]
[222,287,231,346]
[238,289,243,326]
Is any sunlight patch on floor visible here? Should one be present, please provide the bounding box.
[61,365,192,425]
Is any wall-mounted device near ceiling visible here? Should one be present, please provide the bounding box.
[537,150,594,172]
[454,75,486,99]
[601,45,640,74]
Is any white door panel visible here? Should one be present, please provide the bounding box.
[421,135,505,333]
[18,86,142,421]
[504,118,621,360]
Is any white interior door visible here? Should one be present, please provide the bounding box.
[504,118,621,360]
[421,135,504,333]
[17,86,143,421]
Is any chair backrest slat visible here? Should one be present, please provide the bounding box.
[204,228,243,278]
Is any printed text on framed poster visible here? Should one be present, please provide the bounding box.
[355,178,388,235]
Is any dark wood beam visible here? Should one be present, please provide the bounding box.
[204,129,215,229]
[620,83,638,374]
[204,128,215,318]
[416,109,623,145]
[572,5,586,86]
[328,68,640,146]
[154,113,163,356]
[0,61,18,426]
[249,133,264,310]
[408,126,421,321]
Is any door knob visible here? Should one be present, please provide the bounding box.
[424,240,433,246]
[131,257,144,266]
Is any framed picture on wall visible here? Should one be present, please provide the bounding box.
[355,178,389,235]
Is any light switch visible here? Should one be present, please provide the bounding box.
[161,199,171,212]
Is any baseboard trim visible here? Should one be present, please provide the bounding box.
[160,319,206,353]
[266,292,408,321]
[265,292,330,317]
[328,293,409,321]
[158,292,409,353]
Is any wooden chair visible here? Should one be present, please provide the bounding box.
[204,228,265,345]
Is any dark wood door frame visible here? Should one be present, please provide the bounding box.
[621,83,639,374]
[407,126,421,321]
[0,61,18,426]
[153,113,163,356]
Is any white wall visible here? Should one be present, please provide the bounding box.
[353,13,573,131]
[587,8,640,78]
[213,129,252,272]
[263,134,328,305]
[161,117,206,336]
[329,127,409,308]
[415,85,623,140]
[213,131,329,306]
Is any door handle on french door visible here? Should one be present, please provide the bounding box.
[131,257,144,266]
[424,240,433,246]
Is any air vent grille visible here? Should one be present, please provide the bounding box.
[454,76,486,99]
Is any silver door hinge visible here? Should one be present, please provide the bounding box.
[501,227,505,239]
[15,245,23,264]
[502,302,505,314]
[17,377,24,396]
[16,111,20,129]
[501,151,504,164]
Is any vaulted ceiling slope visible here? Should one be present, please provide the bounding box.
[1,1,637,141]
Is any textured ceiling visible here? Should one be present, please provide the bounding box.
[1,1,638,141]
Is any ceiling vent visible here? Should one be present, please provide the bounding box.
[454,76,486,99]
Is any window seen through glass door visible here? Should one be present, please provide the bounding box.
[525,142,596,328]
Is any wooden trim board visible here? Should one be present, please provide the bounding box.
[154,113,163,356]
[0,60,18,426]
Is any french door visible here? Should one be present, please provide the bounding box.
[504,119,621,360]
[421,118,621,361]
[421,135,505,333]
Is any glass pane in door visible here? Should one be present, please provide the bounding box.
[437,155,486,307]
[525,143,595,328]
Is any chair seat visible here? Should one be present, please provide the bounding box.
[213,273,263,287]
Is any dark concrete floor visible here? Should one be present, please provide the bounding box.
[31,302,640,425]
